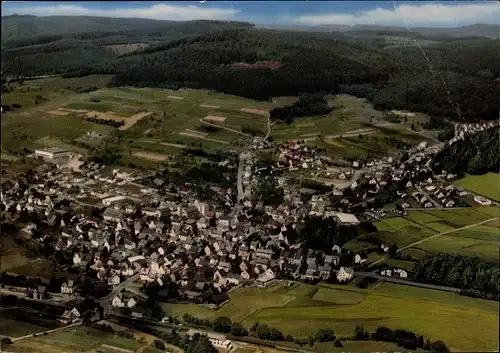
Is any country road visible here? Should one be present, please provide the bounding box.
[370,217,499,266]
[199,119,251,137]
[10,322,82,342]
[356,272,461,292]
[302,123,395,142]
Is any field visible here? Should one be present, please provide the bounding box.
[455,173,500,202]
[0,318,46,338]
[349,207,499,263]
[5,326,145,353]
[163,281,498,352]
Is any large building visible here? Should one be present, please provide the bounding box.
[35,147,72,160]
[186,329,233,350]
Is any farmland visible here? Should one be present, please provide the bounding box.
[347,207,499,263]
[5,326,145,353]
[455,173,500,202]
[163,281,498,352]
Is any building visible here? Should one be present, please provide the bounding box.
[333,212,360,225]
[255,270,275,287]
[35,148,72,160]
[186,329,233,350]
[336,267,354,283]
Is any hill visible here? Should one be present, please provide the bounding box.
[1,15,254,42]
[1,19,498,122]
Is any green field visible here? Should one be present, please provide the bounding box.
[0,318,46,338]
[163,281,498,352]
[6,327,143,353]
[455,173,500,202]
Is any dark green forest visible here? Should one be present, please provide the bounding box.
[2,19,499,122]
[433,127,499,175]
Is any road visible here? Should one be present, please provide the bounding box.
[98,273,140,316]
[415,185,442,208]
[199,119,251,137]
[370,217,499,266]
[264,114,271,140]
[356,272,461,292]
[10,321,82,342]
[237,152,246,201]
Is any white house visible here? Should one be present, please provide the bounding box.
[35,148,72,160]
[186,330,232,350]
[61,280,74,294]
[336,267,354,283]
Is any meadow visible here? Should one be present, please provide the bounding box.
[163,281,498,352]
[455,173,500,202]
[5,326,144,353]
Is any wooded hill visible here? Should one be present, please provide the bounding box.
[2,18,498,122]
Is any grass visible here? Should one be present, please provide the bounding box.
[6,327,143,353]
[243,289,498,352]
[315,340,413,353]
[455,173,500,202]
[0,318,46,338]
[164,280,498,352]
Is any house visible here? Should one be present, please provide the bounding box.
[131,308,144,319]
[336,267,354,283]
[255,248,273,260]
[108,274,121,288]
[61,280,74,294]
[256,270,275,287]
[474,196,491,206]
[111,295,125,308]
[33,285,47,300]
[103,208,123,222]
[126,297,137,308]
[57,307,80,325]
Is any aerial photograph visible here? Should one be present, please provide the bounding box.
[0,1,498,352]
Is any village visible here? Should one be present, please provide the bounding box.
[1,119,497,330]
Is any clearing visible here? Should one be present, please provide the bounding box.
[454,173,500,202]
[106,43,149,55]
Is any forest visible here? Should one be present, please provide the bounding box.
[412,253,499,296]
[433,127,499,175]
[2,24,499,122]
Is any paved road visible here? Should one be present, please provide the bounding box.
[237,152,246,201]
[370,217,499,266]
[416,185,442,208]
[356,272,461,293]
[98,274,140,316]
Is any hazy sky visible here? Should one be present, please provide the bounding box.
[2,1,499,27]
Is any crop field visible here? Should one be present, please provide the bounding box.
[365,208,499,262]
[455,173,500,202]
[163,281,498,351]
[1,80,277,159]
[6,327,144,353]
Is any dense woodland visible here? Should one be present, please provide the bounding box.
[2,20,499,123]
[433,127,499,175]
[412,253,499,296]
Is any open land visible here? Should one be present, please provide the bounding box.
[5,326,146,353]
[345,207,499,263]
[163,281,498,352]
[454,173,500,202]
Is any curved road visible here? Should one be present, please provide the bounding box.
[237,152,246,201]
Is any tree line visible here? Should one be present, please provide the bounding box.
[412,253,499,296]
[270,93,332,124]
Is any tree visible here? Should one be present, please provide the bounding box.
[186,334,218,353]
[353,325,369,340]
[430,340,450,353]
[230,323,248,337]
[388,244,398,258]
[213,316,232,333]
[314,328,336,342]
[153,340,165,350]
[334,340,343,347]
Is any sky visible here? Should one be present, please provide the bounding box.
[2,1,499,27]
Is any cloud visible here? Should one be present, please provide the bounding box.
[291,2,500,27]
[1,3,239,21]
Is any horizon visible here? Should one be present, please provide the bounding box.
[2,1,499,28]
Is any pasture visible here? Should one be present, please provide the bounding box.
[455,173,500,202]
[0,318,46,338]
[365,208,499,262]
[163,281,498,352]
[5,326,144,353]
